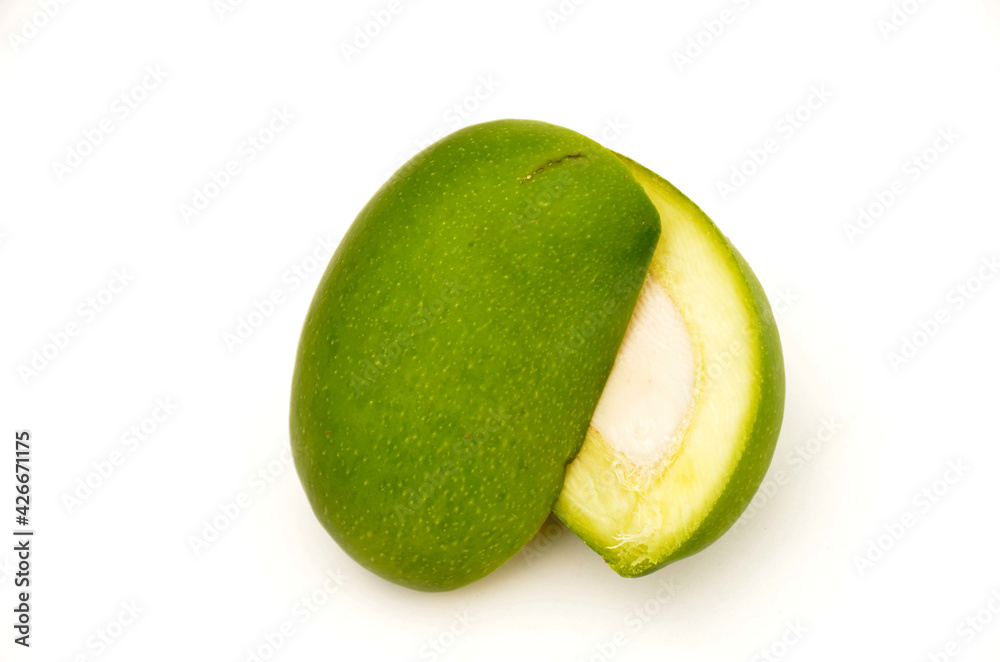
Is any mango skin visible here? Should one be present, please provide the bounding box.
[290,120,660,591]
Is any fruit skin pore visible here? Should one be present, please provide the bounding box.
[290,120,660,591]
[554,155,786,578]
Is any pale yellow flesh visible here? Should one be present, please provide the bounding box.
[556,164,764,570]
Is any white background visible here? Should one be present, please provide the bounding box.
[1,0,999,660]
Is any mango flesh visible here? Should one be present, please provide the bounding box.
[290,120,660,591]
[554,155,785,577]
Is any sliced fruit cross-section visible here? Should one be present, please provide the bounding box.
[555,155,785,578]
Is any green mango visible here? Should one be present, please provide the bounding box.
[290,120,660,591]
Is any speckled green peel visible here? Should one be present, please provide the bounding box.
[554,155,785,577]
[290,120,660,591]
